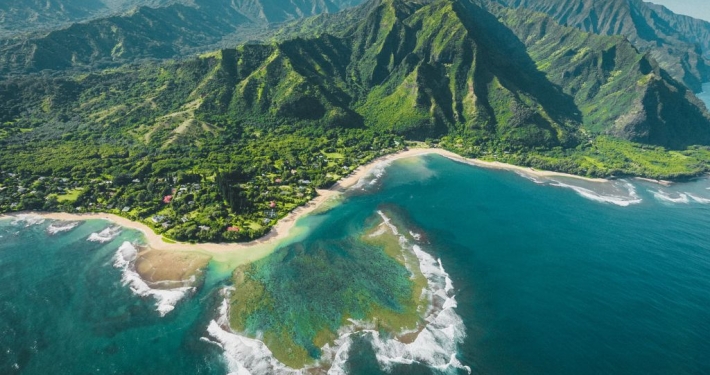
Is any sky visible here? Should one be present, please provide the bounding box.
[648,0,710,22]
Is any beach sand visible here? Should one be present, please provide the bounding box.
[0,147,606,257]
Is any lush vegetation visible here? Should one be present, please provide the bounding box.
[2,0,710,243]
[0,125,402,242]
[441,135,710,179]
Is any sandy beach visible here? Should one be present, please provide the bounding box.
[0,147,606,256]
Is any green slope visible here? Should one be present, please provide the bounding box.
[2,0,710,242]
[491,0,710,92]
[0,0,367,75]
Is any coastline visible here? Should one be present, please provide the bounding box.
[0,147,606,255]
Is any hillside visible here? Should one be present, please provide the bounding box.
[645,1,710,58]
[0,0,173,37]
[0,0,366,75]
[2,0,710,243]
[492,0,710,92]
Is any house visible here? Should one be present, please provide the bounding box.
[122,206,131,212]
[152,215,166,223]
[163,195,173,204]
[227,226,240,232]
[269,201,276,208]
[199,225,210,231]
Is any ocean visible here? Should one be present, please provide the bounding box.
[2,153,710,374]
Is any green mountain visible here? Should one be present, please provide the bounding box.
[491,0,710,92]
[645,2,710,59]
[3,0,709,148]
[0,0,172,37]
[2,0,710,242]
[0,0,366,75]
[193,0,710,148]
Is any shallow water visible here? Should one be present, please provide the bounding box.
[2,154,710,374]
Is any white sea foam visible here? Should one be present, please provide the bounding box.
[206,287,300,375]
[208,213,470,374]
[351,160,392,190]
[10,214,45,227]
[87,226,122,243]
[112,241,194,316]
[47,221,80,235]
[549,180,642,207]
[687,193,710,204]
[515,171,546,184]
[650,190,690,204]
[409,231,422,241]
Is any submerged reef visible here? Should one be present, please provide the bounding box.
[227,208,428,367]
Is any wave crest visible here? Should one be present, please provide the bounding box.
[112,242,194,316]
[10,214,45,227]
[550,180,642,207]
[47,221,80,235]
[649,190,690,204]
[87,226,122,243]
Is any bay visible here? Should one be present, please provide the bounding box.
[2,154,710,374]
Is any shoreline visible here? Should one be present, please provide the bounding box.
[0,147,607,255]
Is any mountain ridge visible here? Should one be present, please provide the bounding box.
[0,0,367,76]
[3,0,709,149]
[491,0,710,92]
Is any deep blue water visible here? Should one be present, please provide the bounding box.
[2,154,710,374]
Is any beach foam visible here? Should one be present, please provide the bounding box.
[515,171,546,184]
[205,287,300,375]
[687,193,710,204]
[324,241,470,375]
[47,221,80,235]
[10,214,45,227]
[112,242,194,316]
[352,160,392,190]
[549,180,642,207]
[650,190,690,204]
[88,226,122,243]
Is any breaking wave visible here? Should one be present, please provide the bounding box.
[47,221,80,235]
[352,160,393,190]
[10,214,45,227]
[204,288,300,375]
[649,190,690,204]
[687,193,710,204]
[549,180,642,207]
[112,242,194,317]
[206,212,470,374]
[87,226,122,243]
[515,171,546,184]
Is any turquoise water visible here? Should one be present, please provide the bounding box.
[3,154,710,374]
[0,219,227,374]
